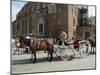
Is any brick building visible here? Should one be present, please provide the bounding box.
[77,6,96,39]
[12,2,96,40]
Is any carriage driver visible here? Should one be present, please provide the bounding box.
[60,31,68,45]
[30,32,39,49]
[60,31,68,40]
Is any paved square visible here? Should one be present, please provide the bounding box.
[11,52,96,74]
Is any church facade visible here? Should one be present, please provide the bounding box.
[12,2,96,40]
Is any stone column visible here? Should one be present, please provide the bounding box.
[27,17,29,34]
[83,32,85,40]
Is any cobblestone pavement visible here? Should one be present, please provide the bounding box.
[11,52,96,74]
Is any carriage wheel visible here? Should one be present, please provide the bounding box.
[55,47,63,57]
[60,48,73,61]
[79,44,89,57]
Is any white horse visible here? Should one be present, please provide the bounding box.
[11,38,25,55]
[11,38,17,54]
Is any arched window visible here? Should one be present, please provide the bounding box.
[39,23,43,33]
[38,17,44,35]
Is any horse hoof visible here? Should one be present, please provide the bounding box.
[30,59,32,61]
[49,59,52,62]
[33,60,36,63]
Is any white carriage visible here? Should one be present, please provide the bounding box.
[53,40,90,61]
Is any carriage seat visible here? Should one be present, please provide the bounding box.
[73,40,80,49]
[57,40,69,46]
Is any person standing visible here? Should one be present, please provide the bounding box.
[60,31,68,41]
[57,31,68,45]
[30,33,39,49]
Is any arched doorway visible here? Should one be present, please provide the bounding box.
[38,23,44,34]
[85,31,90,39]
[38,17,44,36]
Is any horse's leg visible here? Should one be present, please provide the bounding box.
[86,46,89,54]
[21,48,22,54]
[23,48,24,54]
[49,47,53,62]
[30,51,33,60]
[51,48,53,61]
[33,51,36,63]
[18,48,19,55]
[27,47,29,54]
[93,46,95,54]
[44,50,46,53]
[47,50,50,61]
[92,46,94,54]
[91,46,93,54]
[13,48,17,55]
[47,51,49,60]
[78,47,79,51]
[26,48,28,54]
[49,51,52,61]
[21,47,23,54]
[94,46,96,54]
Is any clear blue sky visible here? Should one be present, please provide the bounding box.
[12,1,27,21]
[12,1,96,21]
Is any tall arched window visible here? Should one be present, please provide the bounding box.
[29,17,32,33]
[39,23,43,33]
[38,17,44,35]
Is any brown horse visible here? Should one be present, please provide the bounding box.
[30,39,53,63]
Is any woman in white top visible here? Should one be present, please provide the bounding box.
[60,31,68,41]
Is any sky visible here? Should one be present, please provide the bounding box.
[12,1,96,21]
[88,6,96,17]
[12,1,27,21]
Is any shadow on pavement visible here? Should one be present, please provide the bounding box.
[12,57,62,65]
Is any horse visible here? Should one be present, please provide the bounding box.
[12,35,30,55]
[22,36,31,54]
[15,35,32,54]
[11,37,24,55]
[12,38,17,54]
[88,38,96,54]
[30,38,53,63]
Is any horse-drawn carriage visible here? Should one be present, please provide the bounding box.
[53,39,90,61]
[12,35,90,62]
